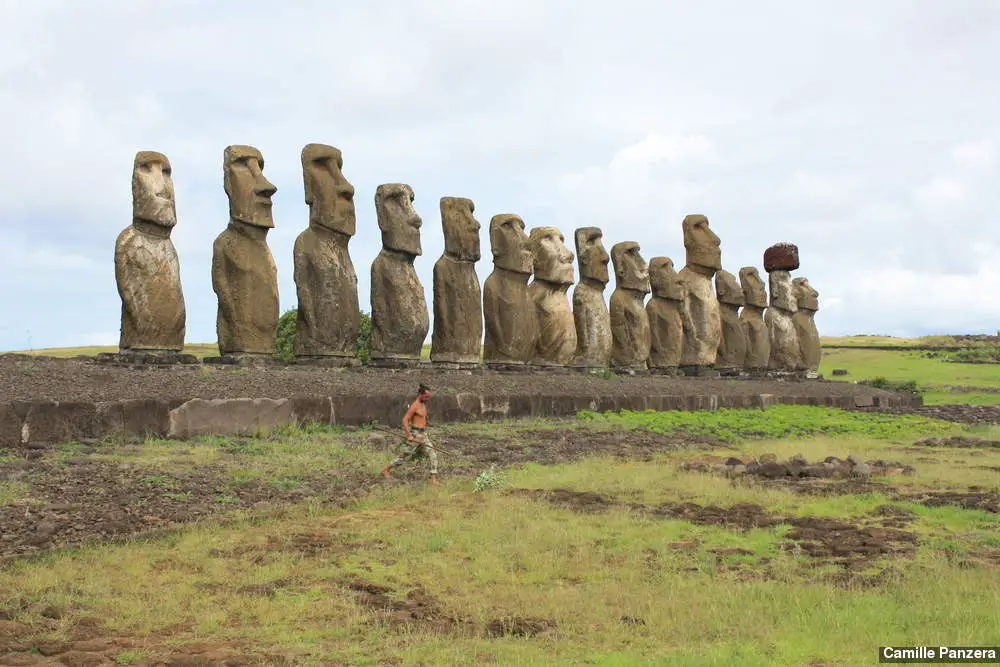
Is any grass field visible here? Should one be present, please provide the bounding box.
[2,408,999,665]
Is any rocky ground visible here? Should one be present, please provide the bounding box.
[1,354,904,403]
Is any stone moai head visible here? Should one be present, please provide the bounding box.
[574,227,610,286]
[224,145,276,228]
[490,214,533,274]
[132,151,176,230]
[302,143,356,236]
[682,214,722,272]
[715,269,745,306]
[441,197,481,262]
[529,227,575,286]
[793,277,819,312]
[739,267,767,309]
[611,241,650,294]
[375,183,422,256]
[648,257,684,301]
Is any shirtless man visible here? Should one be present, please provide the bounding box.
[380,384,441,485]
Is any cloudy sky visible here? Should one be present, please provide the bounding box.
[2,0,999,351]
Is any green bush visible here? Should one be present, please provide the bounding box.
[274,308,372,362]
[859,376,921,394]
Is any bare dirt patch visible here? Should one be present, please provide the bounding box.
[913,436,1000,449]
[897,490,1000,514]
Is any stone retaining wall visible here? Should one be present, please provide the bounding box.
[0,391,921,448]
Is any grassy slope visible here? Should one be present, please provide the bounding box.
[2,409,999,665]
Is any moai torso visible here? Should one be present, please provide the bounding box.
[213,145,279,356]
[765,270,802,371]
[483,214,536,364]
[293,144,360,357]
[646,257,685,369]
[793,277,821,371]
[116,151,185,352]
[739,267,770,370]
[571,227,612,367]
[529,227,576,366]
[678,215,723,368]
[715,269,748,371]
[431,197,483,364]
[370,184,429,360]
[609,241,651,367]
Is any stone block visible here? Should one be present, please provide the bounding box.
[167,398,295,439]
[290,395,333,426]
[763,243,800,272]
[479,396,512,420]
[0,404,22,448]
[21,401,100,445]
[854,395,875,408]
[333,394,409,427]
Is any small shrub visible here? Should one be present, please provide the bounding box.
[859,377,921,393]
[474,465,508,492]
[274,308,373,362]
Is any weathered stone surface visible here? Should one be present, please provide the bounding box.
[766,269,802,371]
[715,269,748,371]
[764,242,800,272]
[793,277,821,371]
[20,401,99,444]
[431,197,483,364]
[371,184,429,360]
[529,227,576,366]
[646,257,685,370]
[0,404,21,447]
[610,242,651,367]
[293,144,360,358]
[115,151,185,352]
[167,398,295,439]
[571,227,612,367]
[213,145,279,355]
[289,395,333,425]
[483,214,536,364]
[679,215,723,369]
[739,267,770,370]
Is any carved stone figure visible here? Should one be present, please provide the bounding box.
[764,243,802,371]
[793,277,821,372]
[212,145,279,356]
[678,214,722,373]
[646,257,685,372]
[715,269,748,373]
[430,197,483,364]
[370,183,429,361]
[293,143,359,360]
[739,267,770,372]
[528,227,576,366]
[483,214,536,364]
[115,151,185,353]
[571,227,612,367]
[610,241,651,368]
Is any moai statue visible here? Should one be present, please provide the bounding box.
[430,197,483,365]
[739,267,770,373]
[115,151,185,353]
[571,227,612,368]
[370,184,429,362]
[763,242,802,372]
[483,214,536,364]
[529,227,577,366]
[212,145,279,357]
[292,143,359,361]
[793,277,821,374]
[715,269,748,375]
[678,214,723,375]
[609,241,651,368]
[646,257,686,373]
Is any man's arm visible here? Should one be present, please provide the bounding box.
[402,400,418,439]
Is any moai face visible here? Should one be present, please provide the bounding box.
[224,145,277,228]
[611,241,650,294]
[490,214,533,274]
[793,277,819,312]
[441,197,481,262]
[649,257,684,301]
[302,143,356,236]
[132,151,176,229]
[769,272,797,311]
[574,227,610,286]
[375,183,422,256]
[715,269,745,306]
[682,214,722,272]
[739,267,767,309]
[529,227,575,285]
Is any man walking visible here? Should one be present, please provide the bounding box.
[381,384,441,485]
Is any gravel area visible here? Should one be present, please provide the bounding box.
[1,354,904,403]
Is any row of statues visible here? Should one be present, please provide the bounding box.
[115,145,821,375]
